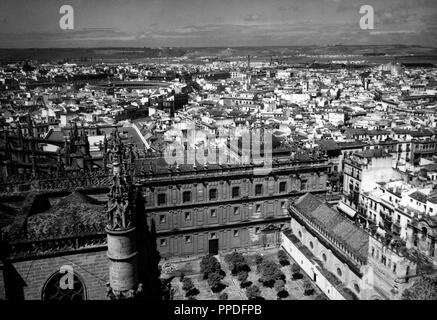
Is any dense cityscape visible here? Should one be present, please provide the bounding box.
[0,0,437,305]
[0,47,436,301]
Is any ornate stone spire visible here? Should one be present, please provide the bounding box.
[106,166,134,231]
[105,128,142,300]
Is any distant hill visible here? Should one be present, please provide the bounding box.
[0,45,436,65]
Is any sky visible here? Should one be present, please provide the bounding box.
[0,0,436,48]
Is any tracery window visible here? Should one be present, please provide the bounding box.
[42,270,86,300]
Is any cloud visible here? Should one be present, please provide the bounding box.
[336,2,356,13]
[0,28,137,45]
[0,0,436,47]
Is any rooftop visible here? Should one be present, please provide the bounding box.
[292,193,369,262]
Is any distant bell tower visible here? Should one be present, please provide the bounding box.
[105,129,143,299]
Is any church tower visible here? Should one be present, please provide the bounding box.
[104,128,163,300]
[105,128,143,299]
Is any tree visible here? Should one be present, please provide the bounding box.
[208,272,226,293]
[303,279,314,296]
[238,271,251,288]
[200,254,222,280]
[291,263,302,280]
[237,271,249,282]
[255,254,264,265]
[186,287,200,297]
[402,276,437,300]
[258,260,285,287]
[240,280,252,288]
[255,254,264,272]
[182,277,199,297]
[225,252,250,275]
[182,277,194,292]
[277,289,289,299]
[274,279,285,292]
[278,250,290,266]
[219,292,228,300]
[246,285,262,300]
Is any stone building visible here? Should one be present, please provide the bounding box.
[406,215,437,266]
[138,155,329,258]
[0,129,330,299]
[338,148,402,219]
[282,193,420,300]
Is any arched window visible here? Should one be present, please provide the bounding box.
[322,253,327,262]
[298,231,302,239]
[42,269,87,300]
[336,268,342,277]
[310,241,314,249]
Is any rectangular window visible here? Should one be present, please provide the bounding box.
[233,230,239,237]
[281,201,286,209]
[210,209,217,217]
[158,193,166,205]
[393,263,397,273]
[255,184,263,196]
[234,207,239,215]
[185,235,192,243]
[279,181,287,192]
[301,180,307,191]
[209,188,217,200]
[255,227,260,234]
[232,186,240,198]
[159,215,166,223]
[185,212,191,220]
[183,191,191,203]
[256,204,261,212]
[160,239,167,246]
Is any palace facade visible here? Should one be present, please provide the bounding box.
[0,129,330,299]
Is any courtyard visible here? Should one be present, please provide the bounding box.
[162,247,326,300]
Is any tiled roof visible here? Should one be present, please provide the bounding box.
[25,191,106,239]
[356,148,390,159]
[409,191,427,203]
[294,193,369,261]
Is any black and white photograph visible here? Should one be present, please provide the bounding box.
[0,0,436,310]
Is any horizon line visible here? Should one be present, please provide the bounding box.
[0,44,436,50]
